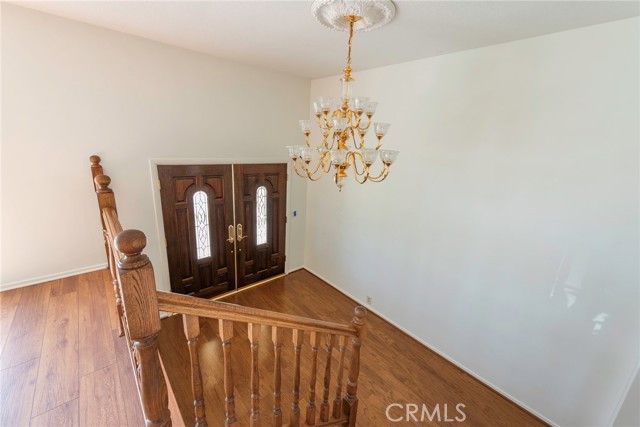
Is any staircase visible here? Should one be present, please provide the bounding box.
[89,156,367,427]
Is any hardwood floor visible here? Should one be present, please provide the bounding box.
[0,269,546,427]
[158,270,546,427]
[0,270,144,427]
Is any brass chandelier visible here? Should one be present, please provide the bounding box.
[287,0,399,191]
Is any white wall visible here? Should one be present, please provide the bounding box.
[0,4,309,289]
[614,371,639,427]
[305,17,639,427]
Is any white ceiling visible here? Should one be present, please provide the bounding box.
[12,1,640,78]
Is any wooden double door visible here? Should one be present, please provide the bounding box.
[158,164,287,298]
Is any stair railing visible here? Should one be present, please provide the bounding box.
[90,156,366,427]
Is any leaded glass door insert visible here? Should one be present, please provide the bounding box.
[193,190,212,259]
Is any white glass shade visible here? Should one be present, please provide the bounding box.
[286,145,302,159]
[300,146,315,161]
[354,97,370,111]
[312,102,323,115]
[329,149,348,166]
[374,122,391,137]
[360,148,378,166]
[319,97,332,112]
[379,149,399,165]
[299,119,311,134]
[332,117,349,132]
[365,101,378,115]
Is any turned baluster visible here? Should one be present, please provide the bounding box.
[291,330,303,427]
[320,334,335,422]
[272,327,283,427]
[332,336,347,419]
[183,314,207,427]
[94,173,125,337]
[219,319,237,427]
[114,229,171,427]
[247,323,261,427]
[342,307,367,427]
[305,332,320,425]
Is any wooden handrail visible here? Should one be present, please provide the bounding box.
[156,291,358,337]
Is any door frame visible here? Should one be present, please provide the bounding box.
[148,157,294,294]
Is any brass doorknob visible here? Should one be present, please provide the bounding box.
[236,224,247,242]
[226,225,235,243]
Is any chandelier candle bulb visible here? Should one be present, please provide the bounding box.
[287,0,399,190]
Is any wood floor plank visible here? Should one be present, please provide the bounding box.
[0,287,23,357]
[32,282,79,417]
[112,329,145,426]
[0,282,51,369]
[78,270,115,376]
[79,364,128,427]
[0,358,39,426]
[30,399,78,427]
[49,276,78,297]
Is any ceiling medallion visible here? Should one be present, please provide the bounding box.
[311,0,396,32]
[287,0,399,191]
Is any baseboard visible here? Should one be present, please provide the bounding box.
[286,265,305,274]
[0,263,108,291]
[301,266,556,427]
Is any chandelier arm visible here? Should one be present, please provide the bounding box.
[367,165,391,182]
[354,172,369,184]
[306,152,330,176]
[350,152,368,177]
[305,167,326,181]
[362,115,372,131]
[349,127,363,150]
[329,132,338,150]
[292,159,308,178]
[322,155,331,173]
[375,136,384,150]
[358,130,368,148]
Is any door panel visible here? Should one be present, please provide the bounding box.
[234,164,287,288]
[158,165,235,298]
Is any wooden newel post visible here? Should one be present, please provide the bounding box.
[343,306,367,427]
[90,156,111,265]
[115,229,172,427]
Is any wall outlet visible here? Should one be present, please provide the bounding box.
[366,296,372,305]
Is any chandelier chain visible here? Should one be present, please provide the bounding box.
[346,19,354,76]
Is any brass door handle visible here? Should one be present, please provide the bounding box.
[236,224,247,242]
[227,225,235,243]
